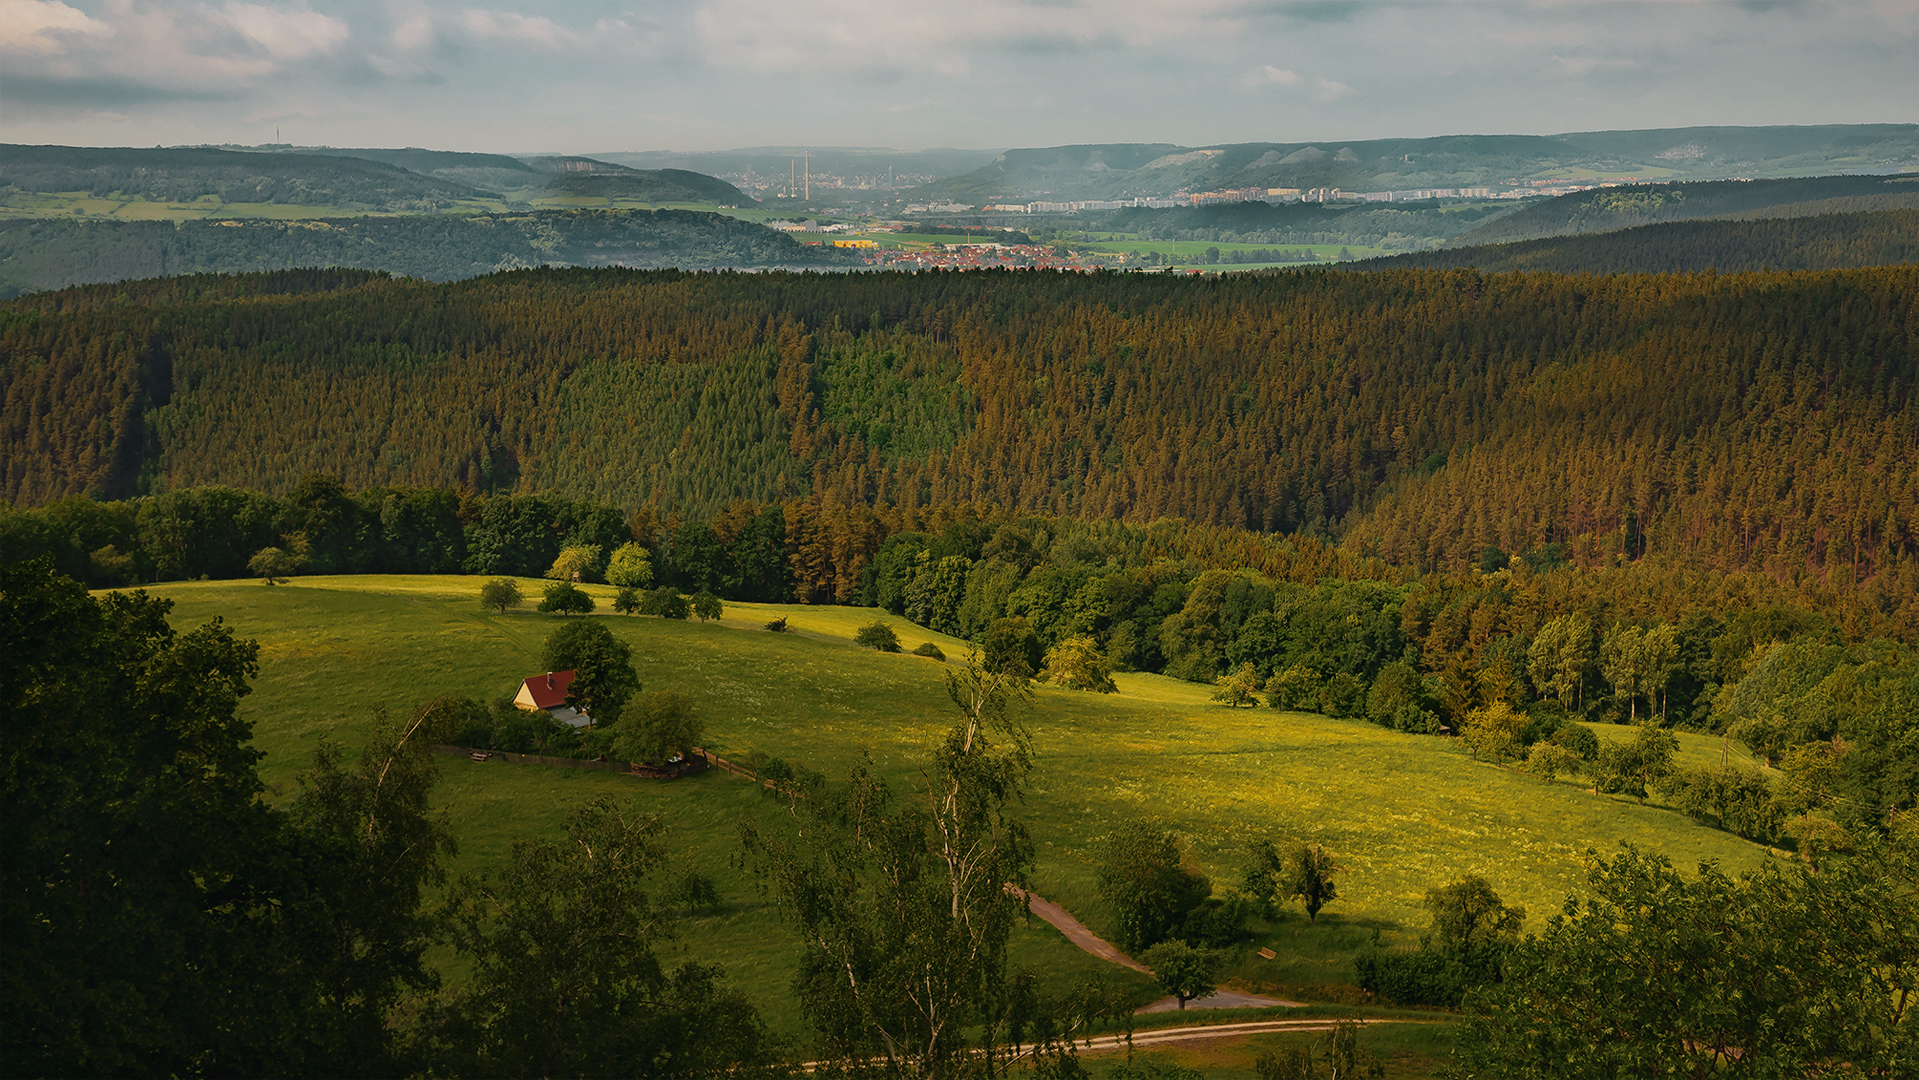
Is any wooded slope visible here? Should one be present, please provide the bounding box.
[1357,208,1919,274]
[0,210,857,296]
[3,265,1914,607]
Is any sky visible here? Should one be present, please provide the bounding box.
[2,0,1916,155]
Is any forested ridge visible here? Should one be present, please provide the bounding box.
[1358,207,1919,275]
[6,264,1915,622]
[0,143,488,210]
[0,211,858,297]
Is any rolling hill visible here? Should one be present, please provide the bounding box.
[1353,207,1919,275]
[1449,174,1919,245]
[0,210,857,297]
[0,143,494,212]
[906,125,1919,205]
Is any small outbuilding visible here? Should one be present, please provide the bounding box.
[514,670,590,728]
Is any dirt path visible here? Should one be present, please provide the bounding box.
[1012,887,1305,1010]
[1011,887,1150,973]
[1069,1018,1399,1055]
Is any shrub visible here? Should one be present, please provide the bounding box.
[537,581,594,616]
[911,641,946,662]
[1211,662,1263,707]
[641,587,688,619]
[855,620,901,653]
[764,617,790,633]
[612,587,641,614]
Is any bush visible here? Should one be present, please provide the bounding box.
[911,641,946,662]
[764,617,790,632]
[612,587,641,614]
[537,581,595,615]
[1210,662,1262,707]
[640,587,688,619]
[855,620,901,652]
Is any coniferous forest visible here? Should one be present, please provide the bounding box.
[6,260,1919,1074]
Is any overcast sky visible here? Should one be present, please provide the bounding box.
[3,0,1915,155]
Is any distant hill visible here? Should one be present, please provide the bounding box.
[906,125,1919,205]
[292,146,543,195]
[0,209,859,296]
[0,144,490,211]
[1354,208,1919,275]
[1452,175,1919,245]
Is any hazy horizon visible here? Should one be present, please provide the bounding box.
[3,0,1915,157]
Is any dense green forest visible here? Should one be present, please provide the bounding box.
[0,144,489,210]
[1452,174,1919,244]
[1358,208,1919,274]
[6,264,1916,634]
[0,212,858,296]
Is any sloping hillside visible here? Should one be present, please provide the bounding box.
[1452,175,1919,245]
[0,210,858,296]
[0,144,491,211]
[5,265,1916,625]
[1356,208,1919,274]
[907,125,1919,204]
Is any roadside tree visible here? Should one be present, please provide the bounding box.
[1139,940,1217,1010]
[1096,825,1212,952]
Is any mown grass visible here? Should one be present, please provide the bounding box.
[142,575,1775,1043]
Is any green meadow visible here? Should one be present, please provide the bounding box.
[138,575,1776,1057]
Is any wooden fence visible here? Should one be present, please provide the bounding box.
[429,744,711,779]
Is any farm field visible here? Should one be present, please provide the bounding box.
[136,574,1777,1061]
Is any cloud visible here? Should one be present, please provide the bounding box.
[0,0,107,53]
[456,10,583,50]
[1246,64,1301,86]
[223,3,346,59]
[1312,76,1353,102]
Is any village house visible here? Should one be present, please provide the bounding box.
[513,670,590,727]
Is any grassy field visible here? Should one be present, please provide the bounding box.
[137,574,1776,1062]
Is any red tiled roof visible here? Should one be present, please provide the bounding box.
[520,669,576,709]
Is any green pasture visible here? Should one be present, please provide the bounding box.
[136,575,1776,1042]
